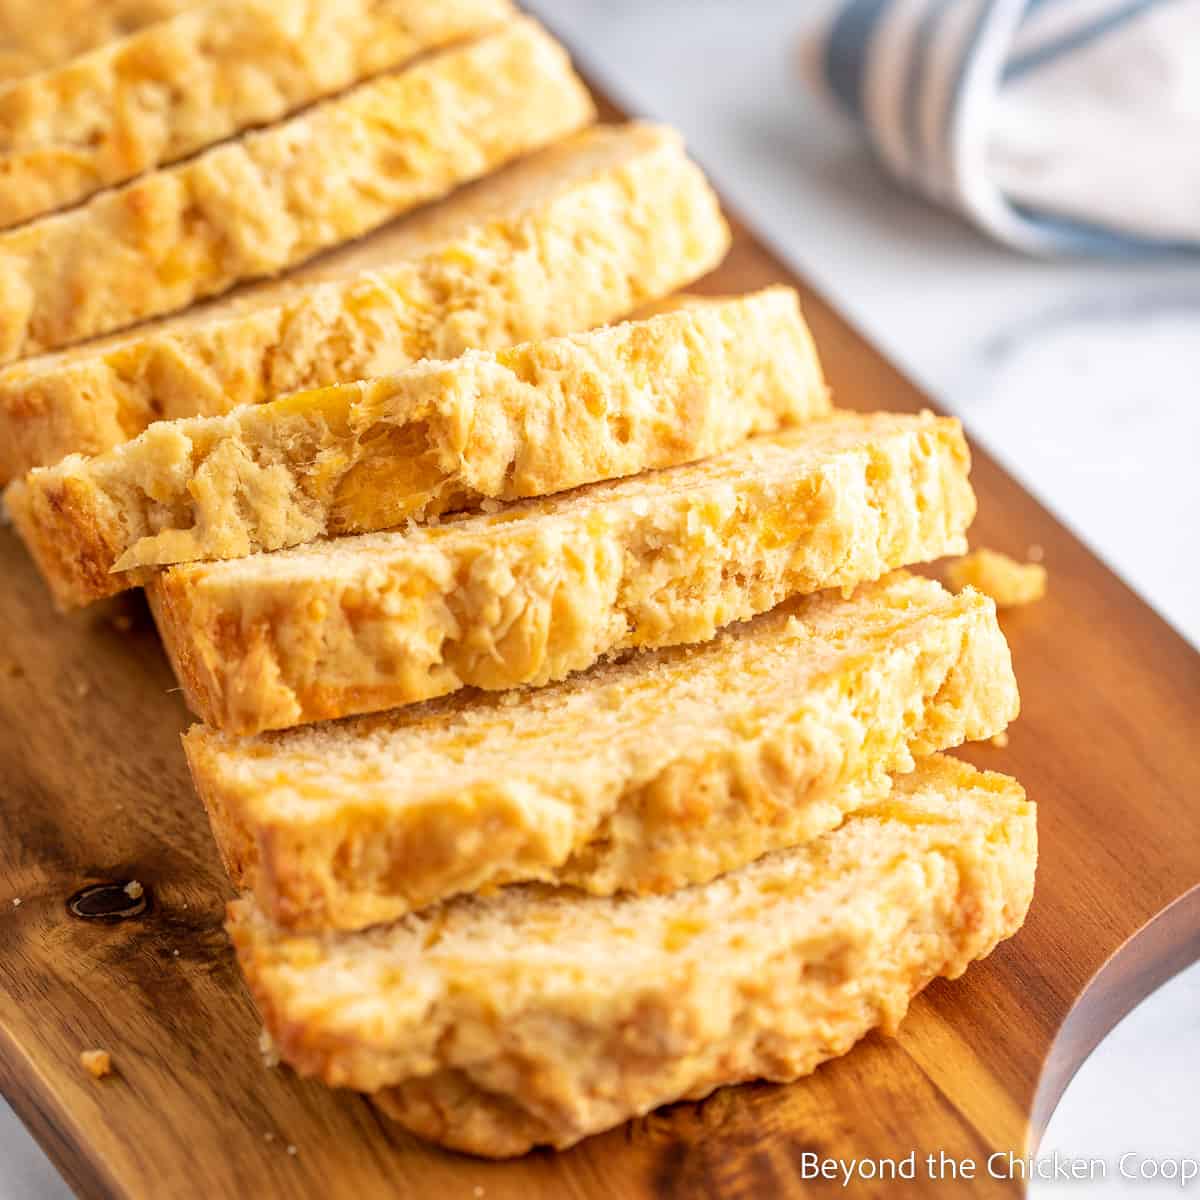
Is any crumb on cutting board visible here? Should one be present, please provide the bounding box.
[123,880,143,899]
[80,1049,112,1079]
[947,548,1047,608]
[259,1028,281,1068]
[990,731,1010,748]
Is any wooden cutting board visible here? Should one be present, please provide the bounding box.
[1,90,1198,1200]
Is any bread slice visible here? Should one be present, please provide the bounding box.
[0,17,593,363]
[188,573,1018,932]
[8,288,823,607]
[147,411,976,734]
[228,754,1037,1157]
[0,124,729,485]
[0,0,189,81]
[0,0,514,229]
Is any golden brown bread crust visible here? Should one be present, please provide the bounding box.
[8,289,821,606]
[185,573,1019,932]
[0,18,594,363]
[228,756,1037,1156]
[147,412,977,734]
[5,472,126,607]
[0,0,514,229]
[0,123,729,484]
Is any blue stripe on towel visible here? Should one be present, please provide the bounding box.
[1010,205,1195,255]
[824,0,892,119]
[1004,0,1176,80]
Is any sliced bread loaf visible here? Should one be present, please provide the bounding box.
[0,0,514,229]
[8,288,823,606]
[228,754,1037,1157]
[0,17,593,363]
[147,411,976,733]
[0,123,729,483]
[188,573,1018,931]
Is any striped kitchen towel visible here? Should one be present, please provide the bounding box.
[799,0,1199,255]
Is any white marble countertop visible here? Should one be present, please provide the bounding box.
[3,3,1197,1193]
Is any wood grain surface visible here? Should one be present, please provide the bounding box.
[1,101,1199,1199]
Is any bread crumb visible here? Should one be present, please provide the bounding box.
[263,1131,274,1142]
[172,949,180,957]
[946,549,1046,608]
[258,1028,281,1068]
[75,680,91,698]
[80,1049,112,1078]
[286,1144,298,1156]
[11,898,20,907]
[990,731,1010,749]
[1026,543,1044,563]
[123,880,143,899]
[474,1188,486,1198]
